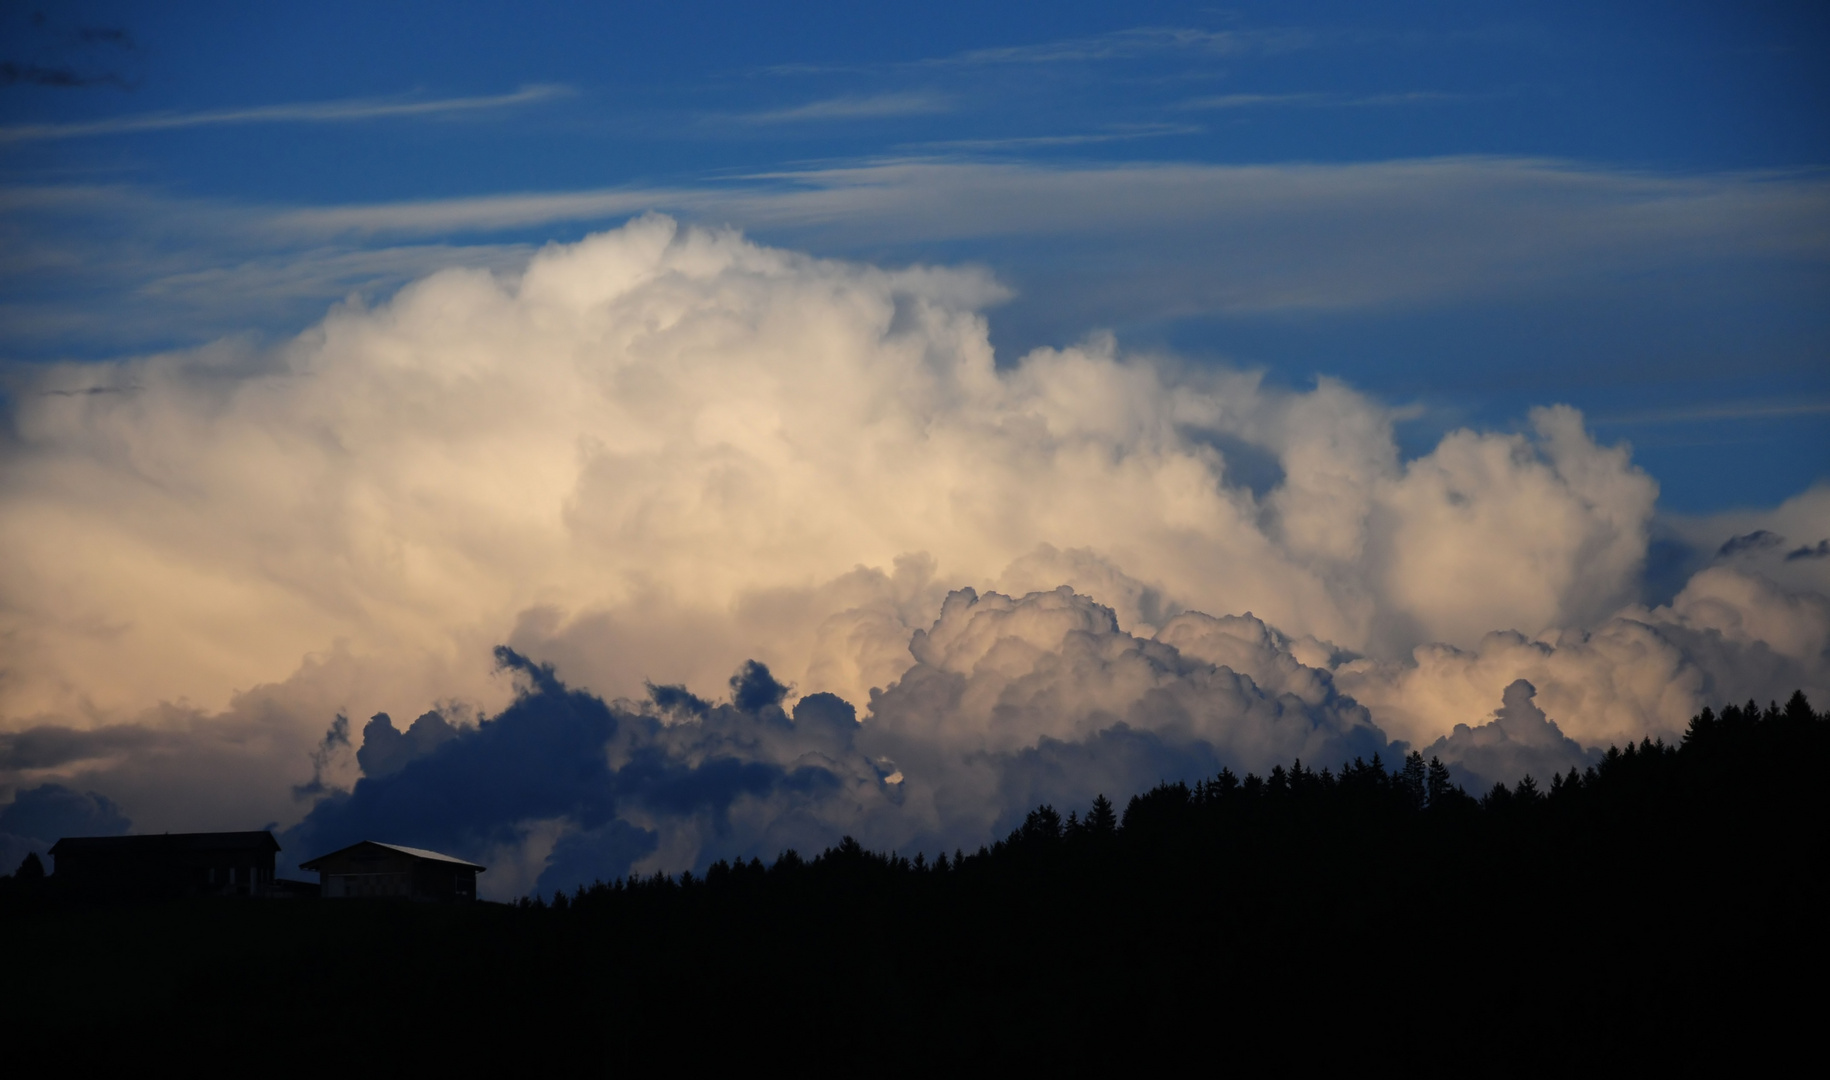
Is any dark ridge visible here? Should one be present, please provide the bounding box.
[4,692,1825,1069]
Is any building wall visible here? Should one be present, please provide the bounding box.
[318,849,415,899]
[51,841,278,898]
[315,847,478,901]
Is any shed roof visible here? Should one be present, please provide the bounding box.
[300,840,485,872]
[49,831,280,855]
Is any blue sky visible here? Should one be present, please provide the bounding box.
[2,0,1826,511]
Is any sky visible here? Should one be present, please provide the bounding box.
[1,2,1827,896]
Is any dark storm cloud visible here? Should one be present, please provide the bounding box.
[1786,540,1830,561]
[355,710,458,778]
[0,782,130,840]
[290,713,349,799]
[727,660,788,713]
[1716,530,1785,558]
[539,818,659,891]
[0,782,131,877]
[645,682,711,717]
[281,648,877,890]
[282,649,624,874]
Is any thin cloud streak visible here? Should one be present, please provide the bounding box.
[271,188,690,237]
[1178,90,1465,110]
[758,25,1310,76]
[738,92,954,124]
[5,156,1826,359]
[936,27,1275,66]
[256,157,1830,253]
[0,84,571,143]
[905,124,1202,151]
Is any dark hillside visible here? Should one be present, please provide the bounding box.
[5,693,1825,1069]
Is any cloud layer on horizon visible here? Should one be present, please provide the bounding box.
[2,217,1825,887]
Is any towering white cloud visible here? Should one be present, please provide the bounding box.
[0,216,1821,873]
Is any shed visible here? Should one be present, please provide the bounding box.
[300,841,484,902]
[48,832,281,898]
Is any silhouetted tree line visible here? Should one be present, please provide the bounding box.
[521,691,1823,908]
[5,693,1826,1070]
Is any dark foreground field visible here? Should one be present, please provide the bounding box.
[6,695,1826,1070]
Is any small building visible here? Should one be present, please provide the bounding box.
[300,841,484,902]
[48,831,281,898]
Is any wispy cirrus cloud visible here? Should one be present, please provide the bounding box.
[269,188,678,237]
[0,83,571,143]
[245,157,1830,252]
[5,156,1826,359]
[1178,90,1465,110]
[934,26,1298,66]
[761,25,1312,76]
[906,123,1201,152]
[735,91,954,124]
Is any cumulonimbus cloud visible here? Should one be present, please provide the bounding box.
[2,216,1823,886]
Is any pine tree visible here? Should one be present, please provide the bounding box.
[1684,705,1718,746]
[1086,794,1118,835]
[1549,768,1582,799]
[1399,752,1427,811]
[1022,805,1063,843]
[1426,757,1456,808]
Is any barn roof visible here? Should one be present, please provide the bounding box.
[49,831,280,855]
[300,840,485,872]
